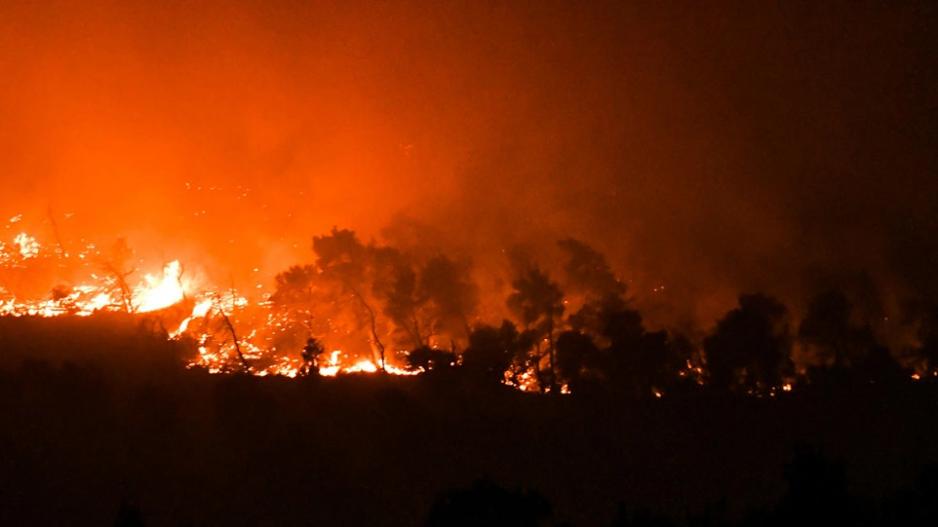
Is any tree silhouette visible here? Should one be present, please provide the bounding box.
[269,264,321,355]
[555,329,601,393]
[798,289,854,369]
[563,291,684,396]
[507,266,565,392]
[704,294,793,392]
[557,237,625,299]
[300,337,325,376]
[852,343,908,387]
[313,228,387,371]
[573,293,644,349]
[569,293,643,395]
[462,320,534,386]
[635,330,679,395]
[271,265,318,307]
[418,254,479,344]
[798,289,904,387]
[101,237,137,314]
[609,323,691,397]
[372,246,429,350]
[914,306,938,375]
[406,345,456,373]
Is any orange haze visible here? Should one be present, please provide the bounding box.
[2,1,936,332]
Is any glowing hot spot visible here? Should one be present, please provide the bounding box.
[135,261,187,313]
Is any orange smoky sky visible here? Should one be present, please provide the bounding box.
[1,1,936,329]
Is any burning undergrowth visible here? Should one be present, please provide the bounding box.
[2,212,937,396]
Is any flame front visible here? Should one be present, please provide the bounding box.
[2,224,529,382]
[135,261,186,313]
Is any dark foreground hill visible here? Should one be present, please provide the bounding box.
[1,315,937,526]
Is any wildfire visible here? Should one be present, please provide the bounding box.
[0,256,189,318]
[170,298,214,338]
[314,351,418,377]
[0,221,457,382]
[134,260,187,313]
[14,233,40,259]
[504,368,541,392]
[0,218,781,393]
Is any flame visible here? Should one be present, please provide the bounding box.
[318,350,343,376]
[170,298,214,338]
[504,368,540,392]
[345,359,379,374]
[135,260,186,313]
[315,352,419,377]
[0,224,424,382]
[14,233,40,259]
[0,221,526,387]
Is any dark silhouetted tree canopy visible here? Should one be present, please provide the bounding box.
[372,246,428,349]
[914,306,938,375]
[418,254,479,341]
[312,228,386,369]
[300,337,325,376]
[507,267,564,333]
[270,265,318,307]
[508,266,564,391]
[406,345,456,373]
[704,293,793,392]
[557,238,625,299]
[463,321,534,385]
[555,329,601,393]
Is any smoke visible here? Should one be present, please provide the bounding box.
[1,1,936,332]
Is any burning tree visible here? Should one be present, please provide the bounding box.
[405,345,456,373]
[101,238,137,314]
[313,228,388,371]
[372,246,430,350]
[507,266,565,393]
[269,264,327,359]
[463,320,534,386]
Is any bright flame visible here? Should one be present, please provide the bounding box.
[134,261,186,313]
[345,360,378,374]
[14,233,40,259]
[0,227,422,381]
[317,350,343,377]
[170,298,214,338]
[312,351,418,377]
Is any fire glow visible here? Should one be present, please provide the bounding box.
[0,219,710,396]
[0,224,422,379]
[1,257,188,318]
